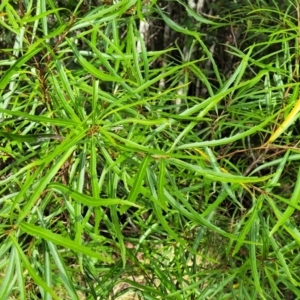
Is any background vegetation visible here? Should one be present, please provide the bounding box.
[0,0,300,299]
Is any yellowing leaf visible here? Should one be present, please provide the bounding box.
[268,97,300,144]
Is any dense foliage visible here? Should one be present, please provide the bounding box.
[0,0,300,299]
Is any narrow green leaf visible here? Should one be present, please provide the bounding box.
[37,207,79,299]
[269,164,300,236]
[168,158,271,183]
[90,136,99,197]
[249,214,265,299]
[158,158,168,211]
[0,46,42,91]
[109,172,126,268]
[43,240,52,300]
[128,18,144,86]
[175,115,272,149]
[83,37,139,96]
[0,108,77,127]
[67,39,123,82]
[47,241,80,299]
[232,205,258,257]
[19,223,113,262]
[15,142,79,223]
[48,183,141,208]
[119,154,151,214]
[0,246,15,299]
[52,62,81,123]
[10,235,60,300]
[177,0,222,25]
[20,8,65,24]
[112,118,168,126]
[0,132,64,143]
[14,246,26,300]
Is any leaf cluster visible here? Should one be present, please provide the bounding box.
[0,0,300,299]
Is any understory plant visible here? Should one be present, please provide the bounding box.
[0,0,300,299]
